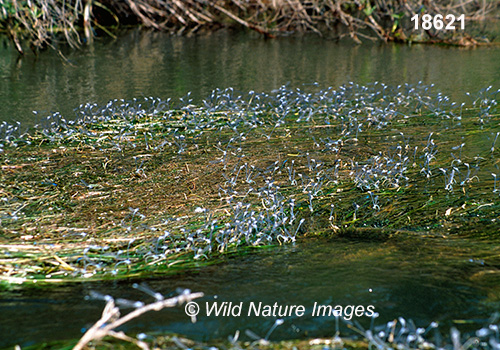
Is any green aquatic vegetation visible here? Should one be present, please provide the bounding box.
[0,83,499,286]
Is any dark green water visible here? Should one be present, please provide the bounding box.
[1,29,500,348]
[1,236,499,348]
[1,29,500,125]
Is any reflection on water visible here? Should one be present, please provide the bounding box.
[1,236,498,347]
[1,30,500,125]
[1,28,500,349]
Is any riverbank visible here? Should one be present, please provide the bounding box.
[1,0,498,54]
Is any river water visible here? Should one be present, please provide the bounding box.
[1,29,500,348]
[1,236,499,347]
[1,29,500,125]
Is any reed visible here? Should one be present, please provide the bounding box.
[1,0,498,54]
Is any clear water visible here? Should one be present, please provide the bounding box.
[1,236,499,347]
[1,29,500,348]
[1,29,500,125]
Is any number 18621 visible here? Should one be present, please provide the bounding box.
[411,14,465,30]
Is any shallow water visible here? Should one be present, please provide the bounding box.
[1,236,499,347]
[1,28,500,349]
[1,29,500,126]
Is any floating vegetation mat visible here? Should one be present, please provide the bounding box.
[0,82,499,286]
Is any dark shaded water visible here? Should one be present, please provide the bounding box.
[1,29,500,125]
[1,237,499,348]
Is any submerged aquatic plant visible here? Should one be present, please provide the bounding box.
[0,82,499,284]
[75,286,203,350]
[74,287,500,350]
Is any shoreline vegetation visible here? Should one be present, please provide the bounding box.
[0,0,499,54]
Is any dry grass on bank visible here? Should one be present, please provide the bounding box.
[0,0,498,54]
